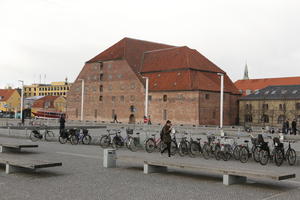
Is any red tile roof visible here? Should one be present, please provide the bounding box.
[87,37,239,94]
[88,37,173,73]
[141,46,224,73]
[32,96,59,108]
[234,76,300,96]
[0,89,16,101]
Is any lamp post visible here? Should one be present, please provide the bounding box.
[141,76,149,122]
[217,73,224,136]
[18,80,24,124]
[78,79,84,121]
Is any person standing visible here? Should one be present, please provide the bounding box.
[113,114,118,123]
[147,115,152,125]
[285,120,290,134]
[160,120,172,157]
[59,115,66,134]
[292,119,297,135]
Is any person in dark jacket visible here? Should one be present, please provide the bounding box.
[285,120,290,134]
[160,120,172,157]
[291,119,297,135]
[59,115,66,134]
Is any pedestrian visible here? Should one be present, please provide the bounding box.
[282,121,287,134]
[160,120,172,157]
[147,115,152,125]
[113,114,118,123]
[291,119,297,135]
[59,115,66,134]
[285,120,290,134]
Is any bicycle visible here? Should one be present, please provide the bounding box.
[124,128,140,152]
[59,128,79,145]
[189,134,203,158]
[202,135,221,160]
[30,126,55,142]
[144,132,162,153]
[70,128,92,145]
[178,132,190,157]
[273,138,297,166]
[99,129,124,149]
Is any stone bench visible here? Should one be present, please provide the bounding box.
[0,144,39,153]
[103,151,296,186]
[0,155,62,174]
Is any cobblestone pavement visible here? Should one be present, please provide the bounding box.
[0,136,299,200]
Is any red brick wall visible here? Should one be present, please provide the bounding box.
[66,60,146,123]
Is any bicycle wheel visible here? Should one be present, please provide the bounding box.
[233,146,241,160]
[286,148,297,166]
[29,131,40,142]
[214,145,221,160]
[82,135,92,145]
[145,138,156,153]
[202,143,211,159]
[45,130,54,141]
[222,146,232,161]
[259,150,269,165]
[170,141,178,155]
[239,146,249,163]
[128,138,137,152]
[178,142,188,157]
[99,135,110,148]
[253,147,260,162]
[113,136,124,149]
[190,142,200,157]
[58,136,68,144]
[70,135,79,145]
[274,149,284,167]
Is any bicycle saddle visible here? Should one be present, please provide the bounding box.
[197,138,201,141]
[136,132,140,135]
[151,134,156,137]
[244,140,249,143]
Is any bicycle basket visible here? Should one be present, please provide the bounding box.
[126,128,134,135]
[82,129,88,135]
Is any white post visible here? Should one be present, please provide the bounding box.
[78,79,84,121]
[18,80,24,123]
[217,73,224,135]
[145,77,149,118]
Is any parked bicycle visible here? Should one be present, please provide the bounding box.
[30,126,55,142]
[178,132,190,157]
[99,129,124,149]
[69,128,92,145]
[144,132,162,153]
[202,135,221,160]
[273,138,297,166]
[59,128,79,145]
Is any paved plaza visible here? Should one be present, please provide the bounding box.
[0,134,300,200]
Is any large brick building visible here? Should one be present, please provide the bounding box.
[66,38,240,125]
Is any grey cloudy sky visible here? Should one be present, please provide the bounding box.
[1,0,300,88]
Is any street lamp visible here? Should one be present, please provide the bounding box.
[18,80,24,124]
[217,73,224,136]
[141,76,149,122]
[78,79,84,121]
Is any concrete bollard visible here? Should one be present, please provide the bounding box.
[103,149,116,168]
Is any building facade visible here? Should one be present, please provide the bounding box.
[66,38,240,125]
[0,89,21,113]
[23,80,72,97]
[235,76,300,96]
[239,85,300,127]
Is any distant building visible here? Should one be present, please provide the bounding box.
[0,89,20,113]
[66,37,240,125]
[235,76,300,96]
[31,96,66,116]
[239,85,300,126]
[23,79,72,97]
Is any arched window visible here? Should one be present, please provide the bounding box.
[277,115,286,124]
[245,114,253,122]
[261,115,269,123]
[163,95,167,102]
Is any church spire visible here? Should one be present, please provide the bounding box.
[243,63,249,80]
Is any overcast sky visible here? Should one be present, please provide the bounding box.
[1,0,299,88]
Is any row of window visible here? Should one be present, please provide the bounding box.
[25,87,69,92]
[245,103,300,111]
[245,114,300,124]
[24,92,66,97]
[98,83,136,92]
